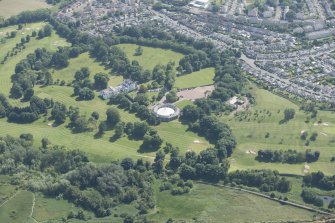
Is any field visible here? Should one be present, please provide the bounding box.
[0,190,33,223]
[0,0,50,18]
[175,67,215,89]
[224,84,335,175]
[150,182,318,222]
[117,44,184,70]
[32,193,83,222]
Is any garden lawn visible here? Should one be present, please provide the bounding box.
[117,43,184,70]
[175,67,215,89]
[150,182,318,222]
[222,84,335,175]
[0,0,50,18]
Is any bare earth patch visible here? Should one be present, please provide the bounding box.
[177,85,215,101]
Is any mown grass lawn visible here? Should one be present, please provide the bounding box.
[224,84,335,175]
[150,182,318,222]
[117,43,184,70]
[51,52,111,84]
[175,67,215,89]
[0,0,50,18]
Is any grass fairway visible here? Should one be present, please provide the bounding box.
[0,0,50,18]
[117,44,184,70]
[0,23,70,99]
[175,67,215,89]
[51,52,113,83]
[223,84,335,175]
[150,182,317,222]
[0,190,33,223]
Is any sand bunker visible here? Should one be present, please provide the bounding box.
[246,150,256,155]
[303,163,310,174]
[314,122,330,126]
[320,132,328,136]
[193,140,201,144]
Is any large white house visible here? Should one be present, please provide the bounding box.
[100,79,138,100]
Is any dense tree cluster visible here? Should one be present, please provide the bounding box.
[303,171,335,191]
[160,174,194,196]
[257,149,320,163]
[160,143,230,182]
[283,108,295,122]
[94,72,110,90]
[177,51,210,75]
[301,190,323,207]
[11,48,54,99]
[0,93,53,123]
[165,90,178,103]
[112,121,163,152]
[72,67,95,100]
[37,24,52,39]
[181,112,236,159]
[46,0,61,5]
[0,134,155,217]
[67,106,95,133]
[300,101,318,118]
[10,45,81,100]
[106,45,175,88]
[0,9,51,28]
[0,134,88,175]
[228,169,292,193]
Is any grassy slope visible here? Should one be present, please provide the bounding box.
[33,193,83,222]
[224,84,335,175]
[150,182,317,222]
[0,191,33,223]
[175,67,215,89]
[0,0,50,18]
[117,43,184,70]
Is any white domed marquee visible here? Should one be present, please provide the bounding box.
[152,104,180,122]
